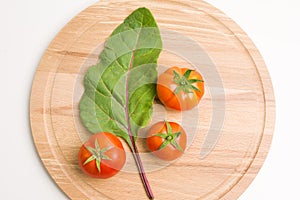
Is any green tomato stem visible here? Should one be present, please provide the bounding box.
[173,69,203,94]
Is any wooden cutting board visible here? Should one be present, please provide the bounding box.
[30,0,275,199]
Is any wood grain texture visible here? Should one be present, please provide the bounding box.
[30,0,275,199]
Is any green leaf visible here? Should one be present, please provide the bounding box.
[101,154,112,161]
[191,85,201,92]
[173,70,181,84]
[101,146,113,153]
[83,142,112,172]
[188,79,204,83]
[183,86,192,93]
[172,69,203,95]
[158,140,170,150]
[183,69,192,79]
[83,155,96,166]
[165,120,172,134]
[79,7,162,148]
[170,140,183,152]
[174,85,183,94]
[95,139,100,152]
[154,133,168,139]
[96,159,101,172]
[79,8,161,199]
[173,132,182,138]
[85,145,97,155]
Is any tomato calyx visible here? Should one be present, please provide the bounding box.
[173,69,204,94]
[83,139,113,172]
[154,120,183,152]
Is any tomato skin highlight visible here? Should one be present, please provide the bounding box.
[146,121,187,161]
[157,66,204,111]
[78,132,126,179]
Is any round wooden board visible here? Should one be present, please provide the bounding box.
[30,0,275,200]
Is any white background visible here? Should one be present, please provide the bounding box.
[0,0,299,199]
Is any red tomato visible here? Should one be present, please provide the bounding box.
[78,132,126,179]
[157,66,204,111]
[146,121,187,161]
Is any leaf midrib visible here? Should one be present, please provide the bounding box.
[125,19,144,141]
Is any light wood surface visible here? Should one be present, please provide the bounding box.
[30,0,275,199]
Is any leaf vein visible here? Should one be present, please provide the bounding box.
[129,86,152,117]
[86,77,124,108]
[101,77,125,107]
[85,94,128,132]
